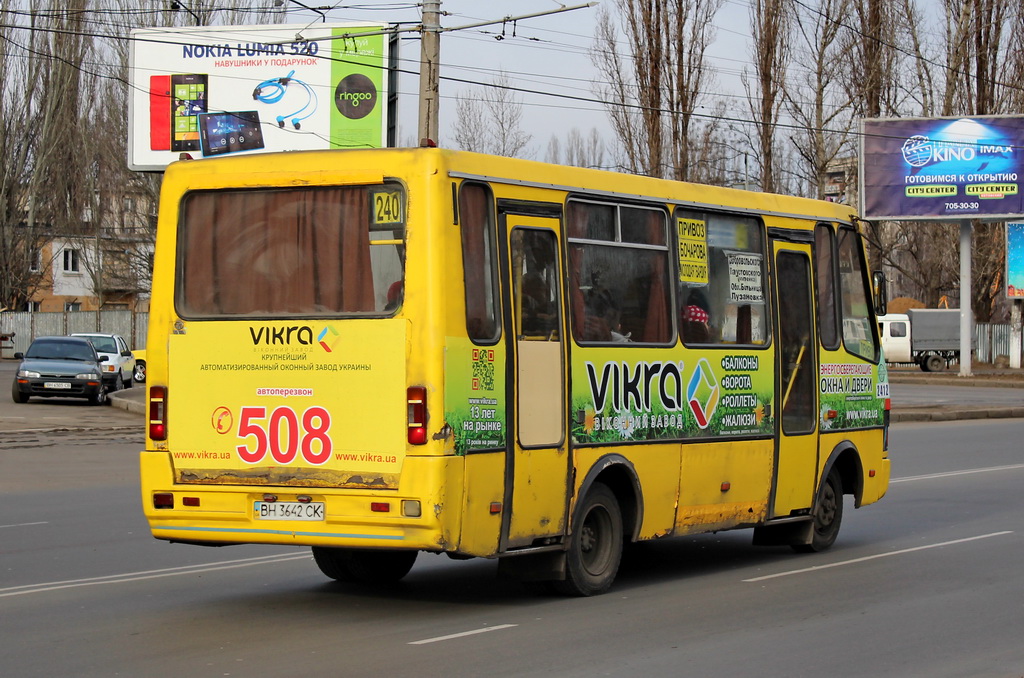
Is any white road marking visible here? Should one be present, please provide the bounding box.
[743,531,1014,583]
[891,463,1024,483]
[0,521,48,529]
[0,552,311,597]
[409,624,519,645]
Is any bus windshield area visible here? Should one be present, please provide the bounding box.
[177,184,405,318]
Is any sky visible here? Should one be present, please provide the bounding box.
[284,0,753,159]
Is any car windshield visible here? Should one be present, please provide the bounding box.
[26,341,95,362]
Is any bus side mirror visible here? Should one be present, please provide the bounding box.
[872,270,888,317]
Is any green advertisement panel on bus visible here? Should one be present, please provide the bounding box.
[571,349,775,443]
[446,338,508,455]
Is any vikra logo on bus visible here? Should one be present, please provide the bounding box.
[586,360,688,414]
[247,325,340,352]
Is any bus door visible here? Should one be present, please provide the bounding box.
[769,235,819,517]
[498,205,569,550]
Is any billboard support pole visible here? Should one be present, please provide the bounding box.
[959,219,974,377]
[1011,301,1022,369]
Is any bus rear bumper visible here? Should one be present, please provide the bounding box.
[141,451,451,551]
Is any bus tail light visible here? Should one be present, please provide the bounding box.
[150,386,167,441]
[407,386,427,445]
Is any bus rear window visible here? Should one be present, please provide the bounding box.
[177,185,405,318]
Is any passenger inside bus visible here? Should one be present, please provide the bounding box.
[385,280,404,312]
[583,287,630,342]
[681,289,713,343]
[520,273,557,337]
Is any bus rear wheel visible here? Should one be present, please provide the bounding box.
[551,482,623,596]
[793,467,843,553]
[312,547,417,583]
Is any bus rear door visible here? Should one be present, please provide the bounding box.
[498,204,569,550]
[770,235,819,517]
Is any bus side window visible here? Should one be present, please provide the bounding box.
[815,223,839,350]
[676,210,768,346]
[459,183,499,342]
[837,227,879,361]
[567,201,671,345]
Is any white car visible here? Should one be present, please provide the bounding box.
[71,333,137,392]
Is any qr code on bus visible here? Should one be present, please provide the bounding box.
[471,349,495,391]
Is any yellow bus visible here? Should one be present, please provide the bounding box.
[141,148,890,595]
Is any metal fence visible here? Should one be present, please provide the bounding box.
[975,322,1017,364]
[0,311,149,357]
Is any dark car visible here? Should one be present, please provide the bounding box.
[11,336,109,406]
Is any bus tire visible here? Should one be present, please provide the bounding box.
[312,547,417,583]
[551,482,623,596]
[793,467,843,553]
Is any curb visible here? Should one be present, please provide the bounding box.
[109,392,146,415]
[891,407,1024,423]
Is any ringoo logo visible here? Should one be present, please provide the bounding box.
[317,325,341,352]
[687,357,720,429]
[334,73,377,120]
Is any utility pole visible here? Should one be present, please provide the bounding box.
[417,0,441,146]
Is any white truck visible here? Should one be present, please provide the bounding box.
[878,309,974,372]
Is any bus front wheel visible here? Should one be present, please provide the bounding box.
[551,482,623,596]
[793,467,843,553]
[312,547,417,583]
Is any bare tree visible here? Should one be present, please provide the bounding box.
[745,0,791,194]
[452,90,490,153]
[547,128,606,168]
[784,0,855,199]
[0,1,41,309]
[591,0,723,180]
[451,72,532,158]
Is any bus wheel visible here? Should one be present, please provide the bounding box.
[312,547,417,583]
[793,467,843,553]
[551,482,623,596]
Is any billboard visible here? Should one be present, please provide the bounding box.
[1009,222,1024,298]
[128,23,391,171]
[860,116,1024,221]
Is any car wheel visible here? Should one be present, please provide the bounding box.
[89,386,108,407]
[112,373,124,392]
[11,381,29,404]
[133,361,146,383]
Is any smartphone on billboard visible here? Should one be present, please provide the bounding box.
[198,111,265,157]
[148,75,172,151]
[171,73,208,152]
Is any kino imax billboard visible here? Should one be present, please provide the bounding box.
[861,116,1024,221]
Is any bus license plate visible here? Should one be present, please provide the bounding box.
[44,382,72,389]
[254,501,325,521]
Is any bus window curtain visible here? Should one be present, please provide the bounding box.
[643,211,670,343]
[181,187,374,315]
[567,207,588,339]
[459,185,497,340]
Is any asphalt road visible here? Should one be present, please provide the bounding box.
[1,385,1023,676]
